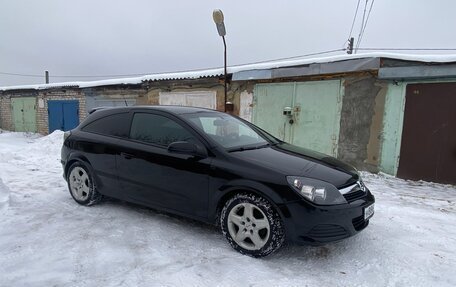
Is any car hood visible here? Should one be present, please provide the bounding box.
[229,143,359,188]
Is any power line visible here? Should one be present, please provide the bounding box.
[348,0,361,40]
[0,49,346,79]
[0,71,149,78]
[355,0,369,52]
[0,71,152,78]
[356,0,375,51]
[357,47,456,51]
[0,72,44,78]
[344,0,361,52]
[230,48,346,67]
[4,47,455,80]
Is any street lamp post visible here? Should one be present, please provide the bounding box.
[212,9,228,112]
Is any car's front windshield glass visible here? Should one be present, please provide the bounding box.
[183,112,273,150]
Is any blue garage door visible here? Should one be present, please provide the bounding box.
[48,100,79,132]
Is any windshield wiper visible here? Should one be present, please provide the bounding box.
[228,143,272,153]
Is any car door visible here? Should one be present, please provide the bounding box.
[116,111,211,219]
[77,111,131,197]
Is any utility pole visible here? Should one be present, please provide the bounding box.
[347,37,354,54]
[45,70,49,84]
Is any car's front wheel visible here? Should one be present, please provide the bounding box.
[220,193,285,257]
[67,162,102,206]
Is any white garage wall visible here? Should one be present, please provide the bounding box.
[159,91,216,109]
[239,91,253,122]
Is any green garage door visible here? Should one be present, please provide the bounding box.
[253,83,295,143]
[253,80,342,156]
[11,97,37,132]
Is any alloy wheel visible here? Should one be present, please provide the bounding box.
[227,202,271,250]
[69,167,91,201]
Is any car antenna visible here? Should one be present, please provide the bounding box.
[122,95,128,106]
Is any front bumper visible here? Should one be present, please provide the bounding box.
[281,189,375,245]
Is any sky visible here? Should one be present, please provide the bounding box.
[1,0,456,86]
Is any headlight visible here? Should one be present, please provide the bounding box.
[357,173,367,192]
[286,176,347,205]
[358,178,367,192]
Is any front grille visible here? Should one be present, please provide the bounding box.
[308,224,348,239]
[352,215,369,231]
[343,189,366,203]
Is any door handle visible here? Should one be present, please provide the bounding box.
[121,152,134,160]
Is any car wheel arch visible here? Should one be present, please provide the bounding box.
[65,154,94,179]
[213,186,288,226]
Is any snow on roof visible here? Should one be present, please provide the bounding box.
[2,52,456,92]
[0,68,225,92]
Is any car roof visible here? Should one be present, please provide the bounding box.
[89,105,220,115]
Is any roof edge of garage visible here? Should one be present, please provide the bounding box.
[2,52,456,91]
[232,58,382,81]
[379,63,456,80]
[0,69,225,92]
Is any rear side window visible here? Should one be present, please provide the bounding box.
[130,113,196,146]
[82,112,130,138]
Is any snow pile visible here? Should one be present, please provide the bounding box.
[28,130,64,154]
[0,178,9,212]
[0,130,64,202]
[0,132,455,286]
[362,171,456,211]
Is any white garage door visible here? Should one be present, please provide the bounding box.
[159,91,216,109]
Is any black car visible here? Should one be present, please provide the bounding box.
[61,106,375,257]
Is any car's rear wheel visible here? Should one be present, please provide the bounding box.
[67,162,102,206]
[220,193,285,257]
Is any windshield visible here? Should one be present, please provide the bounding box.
[183,112,275,150]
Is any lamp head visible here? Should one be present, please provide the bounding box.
[212,9,224,24]
[212,9,226,36]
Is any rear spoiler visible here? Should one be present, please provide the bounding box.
[88,107,110,114]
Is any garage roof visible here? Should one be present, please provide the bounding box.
[2,52,456,91]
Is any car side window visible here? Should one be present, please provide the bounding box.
[82,112,130,138]
[129,113,196,147]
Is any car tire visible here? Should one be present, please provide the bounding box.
[220,193,285,257]
[66,162,102,206]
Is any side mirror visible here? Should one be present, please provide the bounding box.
[167,141,207,158]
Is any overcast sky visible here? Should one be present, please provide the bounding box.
[1,0,456,86]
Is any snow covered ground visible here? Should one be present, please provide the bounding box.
[0,131,455,287]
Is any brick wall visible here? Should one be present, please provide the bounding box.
[37,89,86,134]
[0,95,12,131]
[1,79,252,134]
